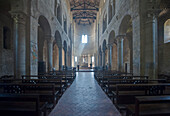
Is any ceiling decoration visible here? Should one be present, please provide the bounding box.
[70,0,100,25]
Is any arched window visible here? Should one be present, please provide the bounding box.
[113,0,116,16]
[69,24,72,39]
[64,17,67,33]
[57,3,62,25]
[54,0,57,16]
[82,35,88,43]
[3,26,11,49]
[103,12,107,33]
[164,19,170,43]
[108,0,112,23]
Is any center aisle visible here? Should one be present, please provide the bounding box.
[49,72,121,116]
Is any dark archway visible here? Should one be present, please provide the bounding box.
[119,15,133,73]
[108,30,117,70]
[55,30,63,70]
[38,15,51,74]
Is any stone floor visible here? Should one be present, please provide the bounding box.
[49,72,121,116]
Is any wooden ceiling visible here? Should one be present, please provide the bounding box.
[70,0,100,25]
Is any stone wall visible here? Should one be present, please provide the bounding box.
[96,0,141,75]
[0,0,73,77]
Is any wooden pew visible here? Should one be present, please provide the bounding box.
[106,78,166,102]
[0,75,15,79]
[107,78,166,93]
[95,72,133,87]
[102,76,148,93]
[0,77,64,96]
[48,71,76,87]
[22,75,66,94]
[126,95,170,116]
[112,83,169,111]
[0,94,47,116]
[0,83,58,109]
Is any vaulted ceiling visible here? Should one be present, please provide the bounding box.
[70,0,100,25]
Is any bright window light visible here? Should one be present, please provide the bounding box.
[92,56,94,62]
[82,35,87,43]
[75,56,77,62]
[83,57,85,62]
[164,19,170,43]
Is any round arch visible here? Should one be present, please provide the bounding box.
[108,30,116,44]
[108,30,117,70]
[38,15,51,74]
[55,30,62,48]
[118,15,133,73]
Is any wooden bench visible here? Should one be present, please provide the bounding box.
[112,83,169,111]
[126,95,170,116]
[0,94,47,116]
[101,76,148,94]
[0,83,58,109]
[22,75,66,94]
[95,73,134,88]
[107,78,166,94]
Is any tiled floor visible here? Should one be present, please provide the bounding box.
[49,72,121,116]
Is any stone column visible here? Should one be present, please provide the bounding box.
[11,12,26,78]
[100,52,102,66]
[144,9,159,79]
[64,50,67,68]
[47,36,54,72]
[117,35,124,72]
[59,47,62,70]
[102,51,105,69]
[107,44,113,70]
[67,51,69,67]
[97,51,100,66]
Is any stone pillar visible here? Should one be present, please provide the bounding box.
[102,51,105,68]
[107,44,113,70]
[11,12,26,78]
[117,35,124,72]
[97,52,100,66]
[67,51,69,67]
[47,36,54,72]
[144,10,159,79]
[100,52,102,66]
[59,47,62,70]
[64,50,67,68]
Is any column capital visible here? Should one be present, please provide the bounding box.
[45,35,55,43]
[10,11,26,24]
[116,34,126,39]
[107,44,113,48]
[147,9,162,18]
[116,35,126,43]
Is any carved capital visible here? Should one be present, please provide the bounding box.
[47,35,55,44]
[147,9,162,18]
[116,34,126,40]
[107,44,113,48]
[10,12,26,24]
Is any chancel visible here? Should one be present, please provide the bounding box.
[0,0,170,116]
